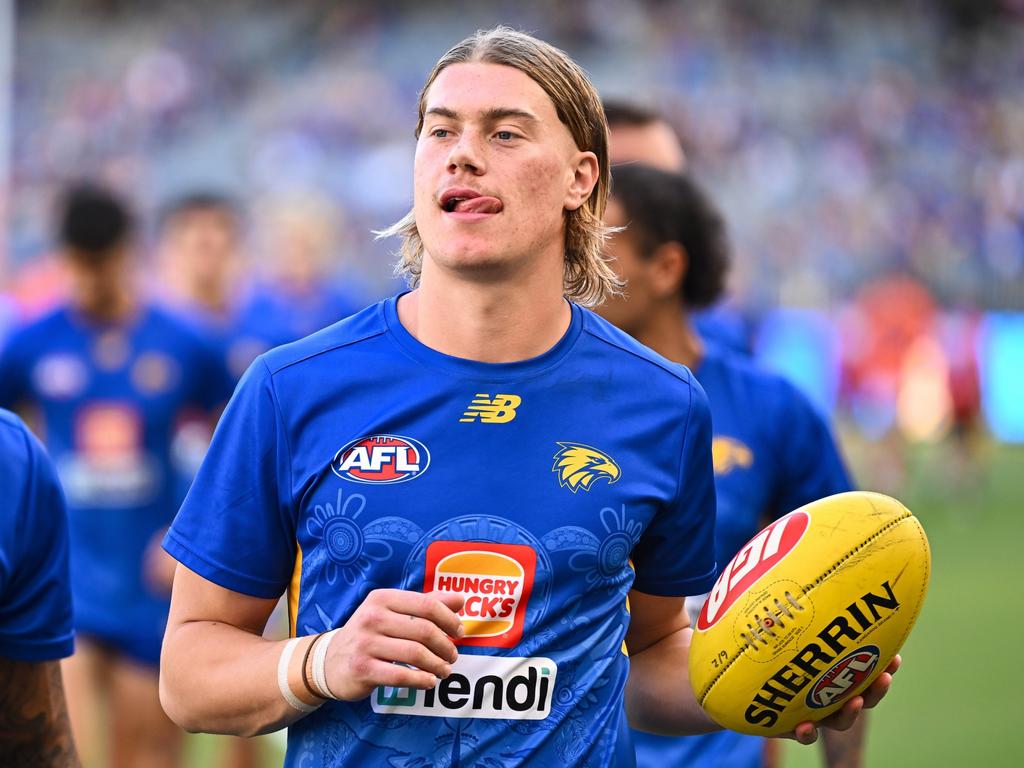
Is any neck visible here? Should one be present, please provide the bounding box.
[634,301,704,371]
[71,285,136,323]
[399,257,570,363]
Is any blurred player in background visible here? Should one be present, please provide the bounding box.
[0,183,234,768]
[157,192,244,333]
[155,191,275,768]
[598,165,863,766]
[236,193,369,354]
[158,27,887,767]
[603,101,753,356]
[1,408,79,767]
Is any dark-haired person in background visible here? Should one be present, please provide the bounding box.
[603,101,754,356]
[597,164,865,768]
[0,183,233,767]
[0,408,79,767]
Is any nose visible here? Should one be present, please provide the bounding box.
[447,130,486,175]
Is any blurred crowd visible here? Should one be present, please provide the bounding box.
[2,0,1023,449]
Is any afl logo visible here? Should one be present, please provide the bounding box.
[697,511,809,631]
[332,434,430,484]
[807,646,880,709]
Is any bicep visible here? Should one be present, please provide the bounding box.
[167,563,279,637]
[625,590,691,655]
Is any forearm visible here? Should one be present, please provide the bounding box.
[625,626,720,736]
[822,710,866,768]
[160,620,317,737]
[0,659,80,767]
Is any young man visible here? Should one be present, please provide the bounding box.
[160,28,889,767]
[598,163,865,768]
[0,408,79,767]
[0,183,234,767]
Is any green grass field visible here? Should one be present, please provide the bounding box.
[184,439,1023,767]
[783,439,1024,767]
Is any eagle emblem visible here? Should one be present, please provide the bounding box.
[552,442,621,493]
[711,437,753,475]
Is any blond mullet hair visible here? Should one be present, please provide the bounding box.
[377,26,622,307]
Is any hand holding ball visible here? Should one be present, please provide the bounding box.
[689,492,930,736]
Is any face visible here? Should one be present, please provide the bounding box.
[413,61,597,279]
[594,198,658,335]
[164,209,239,291]
[66,246,132,309]
[608,120,685,171]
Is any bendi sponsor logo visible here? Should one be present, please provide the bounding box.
[424,541,536,648]
[744,580,900,729]
[371,655,556,720]
[331,435,430,484]
[698,511,809,631]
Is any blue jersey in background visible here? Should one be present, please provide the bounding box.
[0,408,74,661]
[166,295,718,768]
[632,344,851,768]
[0,305,233,665]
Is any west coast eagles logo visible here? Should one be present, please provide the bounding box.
[552,442,621,493]
[712,437,753,475]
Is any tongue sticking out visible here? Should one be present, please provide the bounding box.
[453,196,503,214]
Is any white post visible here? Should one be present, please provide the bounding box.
[0,0,12,285]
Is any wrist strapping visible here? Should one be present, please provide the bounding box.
[310,628,342,700]
[277,637,320,713]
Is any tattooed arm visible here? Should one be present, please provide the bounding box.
[0,658,80,768]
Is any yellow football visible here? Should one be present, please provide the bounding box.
[688,491,931,736]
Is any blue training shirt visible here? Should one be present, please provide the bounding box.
[0,409,74,661]
[632,344,852,768]
[0,305,233,662]
[166,294,718,768]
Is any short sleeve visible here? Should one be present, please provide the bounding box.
[0,330,32,409]
[164,357,296,598]
[631,379,718,597]
[0,416,74,661]
[771,382,853,518]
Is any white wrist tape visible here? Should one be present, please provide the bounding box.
[278,637,320,713]
[311,628,342,700]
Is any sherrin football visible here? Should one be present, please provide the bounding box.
[689,491,930,736]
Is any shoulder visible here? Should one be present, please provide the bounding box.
[259,300,388,376]
[703,346,813,412]
[579,307,701,392]
[0,410,53,502]
[1,307,68,347]
[0,409,31,457]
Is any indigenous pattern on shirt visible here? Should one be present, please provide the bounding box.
[166,295,718,768]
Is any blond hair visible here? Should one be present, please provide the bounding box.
[377,26,621,306]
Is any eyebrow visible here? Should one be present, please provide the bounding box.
[424,106,540,124]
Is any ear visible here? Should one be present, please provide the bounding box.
[649,241,688,300]
[564,151,599,211]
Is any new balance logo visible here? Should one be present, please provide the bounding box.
[460,394,522,424]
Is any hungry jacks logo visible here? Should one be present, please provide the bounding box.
[424,541,536,648]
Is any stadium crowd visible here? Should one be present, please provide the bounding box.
[4,1,1021,445]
